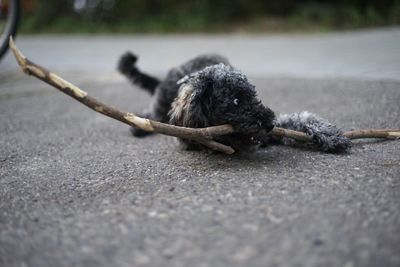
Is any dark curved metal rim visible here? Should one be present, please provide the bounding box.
[0,0,20,60]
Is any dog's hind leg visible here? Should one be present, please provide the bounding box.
[118,52,160,95]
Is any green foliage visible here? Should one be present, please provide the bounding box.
[21,0,400,33]
[391,1,400,23]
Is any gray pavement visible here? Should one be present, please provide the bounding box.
[1,29,400,267]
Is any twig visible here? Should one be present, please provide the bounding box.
[270,128,400,141]
[270,127,312,142]
[9,37,235,154]
[344,129,400,139]
[9,37,400,154]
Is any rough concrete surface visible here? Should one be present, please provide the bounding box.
[0,29,400,267]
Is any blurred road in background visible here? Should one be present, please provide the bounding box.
[1,28,400,267]
[1,27,400,80]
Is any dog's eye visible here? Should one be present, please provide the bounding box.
[233,98,239,105]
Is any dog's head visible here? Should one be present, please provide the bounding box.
[169,64,275,149]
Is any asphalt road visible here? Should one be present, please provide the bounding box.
[2,27,400,80]
[1,29,400,267]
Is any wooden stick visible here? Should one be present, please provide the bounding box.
[9,37,400,154]
[9,37,235,154]
[344,129,400,139]
[270,128,400,141]
[270,127,312,142]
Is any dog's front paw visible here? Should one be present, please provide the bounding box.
[307,127,352,153]
[118,52,138,75]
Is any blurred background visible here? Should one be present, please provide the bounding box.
[20,0,400,33]
[2,0,399,80]
[1,3,400,267]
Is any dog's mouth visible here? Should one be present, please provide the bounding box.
[248,135,261,145]
[241,132,265,146]
[245,127,274,145]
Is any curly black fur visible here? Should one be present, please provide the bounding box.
[169,63,276,151]
[118,52,351,153]
[118,52,231,137]
[264,111,352,152]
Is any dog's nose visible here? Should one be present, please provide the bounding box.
[265,124,275,133]
[261,118,275,132]
[256,118,274,132]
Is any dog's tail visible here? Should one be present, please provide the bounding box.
[118,52,160,95]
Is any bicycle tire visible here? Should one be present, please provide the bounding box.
[0,0,20,60]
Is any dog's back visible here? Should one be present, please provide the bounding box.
[118,53,231,136]
[118,52,229,97]
[155,54,231,117]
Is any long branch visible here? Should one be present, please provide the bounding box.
[9,37,235,154]
[9,37,399,153]
[344,129,400,139]
[270,128,400,142]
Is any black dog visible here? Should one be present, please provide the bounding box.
[118,52,351,152]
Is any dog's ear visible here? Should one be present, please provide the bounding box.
[169,83,212,128]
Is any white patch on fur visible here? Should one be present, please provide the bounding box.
[298,111,316,123]
[169,84,194,125]
[177,75,189,85]
[277,111,322,126]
